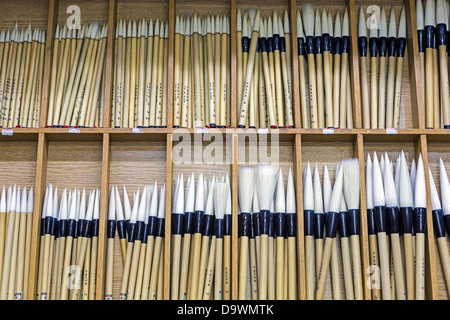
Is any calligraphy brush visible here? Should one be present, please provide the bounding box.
[202,185,218,300]
[356,6,370,129]
[313,164,325,285]
[321,9,333,128]
[424,0,435,128]
[384,154,406,300]
[303,162,315,300]
[398,151,415,299]
[392,6,407,128]
[0,186,16,299]
[414,154,427,300]
[223,175,232,300]
[0,187,5,282]
[416,0,426,111]
[149,184,166,300]
[48,187,59,300]
[331,12,342,129]
[13,187,27,300]
[437,0,450,128]
[114,186,126,263]
[369,15,378,129]
[316,163,344,300]
[39,184,52,300]
[285,169,297,300]
[314,9,325,128]
[343,158,363,300]
[105,188,115,300]
[88,189,100,299]
[274,168,286,299]
[268,196,275,300]
[329,165,341,301]
[273,11,285,128]
[338,190,354,300]
[377,7,388,128]
[22,187,33,300]
[296,10,308,128]
[213,180,228,300]
[171,174,184,299]
[436,160,450,293]
[6,186,21,300]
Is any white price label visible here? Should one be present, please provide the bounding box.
[323,128,335,134]
[132,128,144,133]
[1,129,13,136]
[69,127,80,133]
[196,128,208,133]
[386,128,397,134]
[257,128,269,134]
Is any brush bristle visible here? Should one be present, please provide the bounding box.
[323,164,332,213]
[343,158,360,210]
[358,5,367,37]
[372,152,386,207]
[428,166,441,211]
[328,165,344,213]
[256,165,277,211]
[439,159,450,215]
[398,6,407,37]
[303,162,314,211]
[302,4,315,37]
[313,164,324,214]
[399,152,414,208]
[417,0,425,30]
[214,181,228,220]
[415,154,427,208]
[286,168,296,213]
[384,159,398,208]
[297,9,305,39]
[425,0,436,26]
[275,169,286,213]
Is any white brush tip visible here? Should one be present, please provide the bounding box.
[358,6,367,37]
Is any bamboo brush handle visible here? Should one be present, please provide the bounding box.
[403,233,415,300]
[360,56,370,129]
[377,232,391,300]
[268,236,275,300]
[223,235,232,299]
[315,238,324,282]
[315,237,334,300]
[370,57,378,129]
[368,234,381,300]
[437,237,450,293]
[307,54,318,129]
[350,235,363,300]
[331,238,341,300]
[274,51,284,127]
[171,234,182,300]
[60,236,74,300]
[259,234,268,300]
[250,238,258,300]
[392,56,404,129]
[141,235,155,300]
[433,49,440,128]
[287,236,297,300]
[119,242,134,300]
[237,31,243,114]
[238,236,249,300]
[203,236,216,300]
[346,68,353,128]
[105,237,114,300]
[419,52,425,111]
[70,237,90,300]
[255,235,261,281]
[323,51,334,129]
[281,51,294,127]
[339,54,348,129]
[89,236,98,300]
[415,233,426,300]
[276,236,284,300]
[425,48,434,128]
[378,56,387,129]
[305,235,315,300]
[149,236,163,300]
[197,235,211,299]
[332,53,341,129]
[390,233,406,300]
[316,54,325,128]
[439,45,450,127]
[298,56,308,129]
[341,236,354,300]
[174,33,182,127]
[0,212,6,279]
[261,52,277,127]
[120,238,127,264]
[220,34,228,128]
[82,239,91,300]
[179,233,192,300]
[39,234,51,300]
[133,243,147,300]
[215,237,224,300]
[385,56,396,128]
[189,233,203,300]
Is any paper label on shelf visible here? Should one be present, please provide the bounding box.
[323,128,335,134]
[258,128,269,134]
[69,128,80,133]
[1,129,13,136]
[386,128,397,134]
[132,128,144,133]
[196,128,208,133]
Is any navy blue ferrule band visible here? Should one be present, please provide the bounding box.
[239,212,251,237]
[373,206,387,233]
[203,215,214,237]
[298,37,305,56]
[417,30,424,52]
[348,209,360,236]
[91,219,99,237]
[341,36,349,54]
[305,36,314,54]
[172,213,184,235]
[259,37,267,52]
[67,219,76,237]
[107,220,116,239]
[425,25,434,49]
[148,216,157,237]
[275,212,286,237]
[117,220,126,239]
[333,37,341,55]
[325,211,339,238]
[367,209,376,235]
[44,216,52,235]
[267,37,274,52]
[242,36,249,52]
[224,214,232,236]
[432,210,445,238]
[273,34,280,50]
[315,36,322,54]
[378,37,387,57]
[369,37,378,57]
[249,213,255,239]
[339,211,349,238]
[387,37,397,57]
[183,211,194,234]
[156,218,165,238]
[400,207,413,234]
[128,223,136,242]
[304,210,315,236]
[260,210,270,235]
[141,224,149,243]
[268,212,275,237]
[437,24,446,46]
[285,213,296,237]
[193,211,205,234]
[386,206,400,234]
[414,207,427,234]
[322,34,330,52]
[59,219,68,238]
[314,212,325,239]
[358,37,367,57]
[445,215,450,237]
[214,219,224,238]
[82,220,92,238]
[253,212,261,236]
[397,38,406,57]
[134,221,145,242]
[280,37,286,52]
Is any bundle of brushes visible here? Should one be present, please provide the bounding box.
[171,172,231,300]
[0,23,45,128]
[110,183,166,300]
[417,0,450,129]
[358,5,407,129]
[429,159,450,296]
[35,184,100,300]
[298,5,352,129]
[237,8,294,129]
[366,151,427,300]
[173,13,230,128]
[301,159,363,300]
[112,19,168,129]
[46,22,108,128]
[0,185,33,300]
[238,165,297,300]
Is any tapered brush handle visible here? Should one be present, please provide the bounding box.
[378,56,387,128]
[392,57,404,129]
[70,237,90,300]
[437,237,450,293]
[419,52,425,111]
[315,238,324,282]
[350,235,363,300]
[55,237,66,300]
[82,239,91,300]
[332,53,341,128]
[341,236,354,300]
[377,232,391,300]
[305,235,315,300]
[415,233,426,300]
[179,233,192,299]
[339,53,348,129]
[89,236,98,300]
[439,45,450,127]
[215,237,224,300]
[120,238,127,264]
[202,235,216,300]
[60,236,74,300]
[250,238,259,300]
[149,236,163,300]
[323,51,334,128]
[390,233,406,300]
[261,52,277,127]
[315,237,334,300]
[385,56,396,128]
[189,233,203,300]
[268,236,275,300]
[0,212,6,281]
[403,233,415,300]
[259,234,268,299]
[360,56,370,129]
[287,236,297,300]
[141,235,155,300]
[238,236,249,300]
[133,243,148,300]
[274,51,285,127]
[105,237,114,300]
[307,54,319,128]
[432,49,440,128]
[316,54,325,128]
[39,234,51,300]
[119,241,134,300]
[331,238,341,300]
[276,236,284,299]
[370,57,378,129]
[298,55,308,128]
[368,234,381,300]
[425,47,434,128]
[197,235,211,299]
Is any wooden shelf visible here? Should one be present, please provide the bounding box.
[1,0,449,300]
